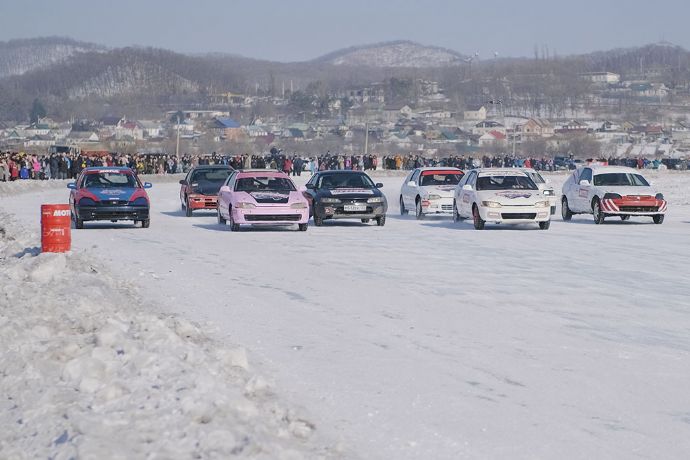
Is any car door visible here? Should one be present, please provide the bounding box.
[574,167,593,211]
[218,173,234,217]
[180,170,192,204]
[303,173,319,214]
[459,171,477,217]
[400,170,415,206]
[403,169,421,209]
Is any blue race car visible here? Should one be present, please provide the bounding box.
[68,167,152,228]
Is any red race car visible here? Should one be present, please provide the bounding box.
[179,165,234,216]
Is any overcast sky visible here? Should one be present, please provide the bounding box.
[1,0,688,61]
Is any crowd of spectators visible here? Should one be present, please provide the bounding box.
[1,149,687,182]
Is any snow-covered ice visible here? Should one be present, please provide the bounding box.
[2,171,690,459]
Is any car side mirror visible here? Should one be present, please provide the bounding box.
[179,179,186,185]
[305,183,315,190]
[579,179,590,186]
[219,185,231,193]
[462,184,473,191]
[375,183,384,188]
[67,183,76,189]
[143,182,153,189]
[407,180,416,187]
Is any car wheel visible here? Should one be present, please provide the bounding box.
[376,215,386,226]
[620,215,630,221]
[452,200,462,223]
[217,206,226,224]
[185,199,192,217]
[472,205,485,230]
[141,219,150,228]
[415,198,425,220]
[298,223,308,231]
[228,206,240,231]
[592,199,605,224]
[361,218,370,223]
[539,220,551,230]
[399,196,408,215]
[75,217,84,229]
[653,214,664,224]
[561,197,573,221]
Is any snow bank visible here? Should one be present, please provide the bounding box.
[0,214,340,459]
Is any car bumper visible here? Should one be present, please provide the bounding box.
[478,206,550,223]
[601,198,667,215]
[314,203,387,219]
[76,205,150,221]
[233,207,309,224]
[188,194,218,210]
[422,198,454,215]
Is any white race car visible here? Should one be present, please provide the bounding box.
[453,168,551,230]
[561,165,667,224]
[400,167,464,219]
[516,168,557,215]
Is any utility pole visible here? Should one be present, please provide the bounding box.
[512,122,518,156]
[175,114,181,158]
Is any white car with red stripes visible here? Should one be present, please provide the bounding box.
[560,165,667,224]
[399,167,464,219]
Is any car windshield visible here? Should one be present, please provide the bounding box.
[476,175,538,191]
[318,174,375,189]
[593,173,650,187]
[420,173,463,186]
[82,172,138,188]
[191,169,233,183]
[525,172,545,184]
[235,176,296,192]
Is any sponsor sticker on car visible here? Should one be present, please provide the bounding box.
[330,189,374,195]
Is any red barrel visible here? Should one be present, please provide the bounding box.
[41,204,71,253]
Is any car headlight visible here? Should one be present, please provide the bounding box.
[367,197,384,203]
[481,201,502,208]
[542,189,554,196]
[320,197,341,203]
[655,193,664,200]
[291,202,308,209]
[534,201,549,207]
[78,197,96,206]
[603,193,622,200]
[235,202,256,209]
[427,194,441,200]
[130,197,148,206]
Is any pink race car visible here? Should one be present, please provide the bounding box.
[217,170,309,231]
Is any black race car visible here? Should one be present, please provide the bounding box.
[303,170,387,226]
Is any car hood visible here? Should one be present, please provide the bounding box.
[421,185,455,197]
[479,190,542,205]
[84,187,137,201]
[600,186,656,197]
[319,188,382,199]
[240,190,304,205]
[190,181,223,196]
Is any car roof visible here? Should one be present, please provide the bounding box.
[190,165,233,170]
[318,170,367,175]
[581,165,641,174]
[236,170,289,178]
[82,167,134,173]
[416,167,462,172]
[474,168,529,176]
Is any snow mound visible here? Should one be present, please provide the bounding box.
[0,214,341,459]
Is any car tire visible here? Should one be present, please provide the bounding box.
[561,197,573,221]
[653,214,664,224]
[314,215,324,227]
[185,199,192,217]
[620,215,630,221]
[452,200,462,223]
[217,206,226,224]
[399,196,408,215]
[415,198,424,220]
[298,223,308,231]
[472,205,485,230]
[361,219,370,223]
[539,220,551,230]
[141,219,150,228]
[592,198,605,224]
[376,215,386,226]
[228,206,240,232]
[75,217,84,229]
